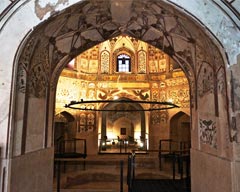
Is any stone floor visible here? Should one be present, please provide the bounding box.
[53,153,188,192]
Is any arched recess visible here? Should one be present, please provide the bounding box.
[170,111,191,143]
[9,1,232,192]
[54,111,75,142]
[101,97,146,142]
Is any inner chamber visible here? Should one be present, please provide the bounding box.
[53,35,191,191]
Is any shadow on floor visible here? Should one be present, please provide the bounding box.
[131,178,191,192]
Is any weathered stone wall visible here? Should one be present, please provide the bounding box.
[9,148,53,192]
[191,149,233,192]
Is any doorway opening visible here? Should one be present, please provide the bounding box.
[52,35,191,191]
[99,97,147,154]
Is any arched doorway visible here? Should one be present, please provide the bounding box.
[100,98,146,153]
[2,1,237,192]
[54,110,75,145]
[170,112,190,144]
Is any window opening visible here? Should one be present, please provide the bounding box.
[117,54,131,72]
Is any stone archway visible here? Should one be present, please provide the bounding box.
[14,1,230,191]
[1,1,239,192]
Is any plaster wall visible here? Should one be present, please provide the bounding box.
[232,1,240,13]
[232,160,240,192]
[25,97,46,153]
[0,1,11,13]
[167,0,240,65]
[229,55,240,161]
[191,148,233,192]
[9,148,54,192]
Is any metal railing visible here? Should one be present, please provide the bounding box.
[127,149,191,192]
[127,152,135,192]
[158,139,190,179]
[55,138,87,159]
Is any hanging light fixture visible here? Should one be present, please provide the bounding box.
[65,99,179,112]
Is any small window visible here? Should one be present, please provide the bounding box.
[117,54,131,72]
[66,58,75,70]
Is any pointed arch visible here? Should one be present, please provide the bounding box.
[170,111,190,143]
